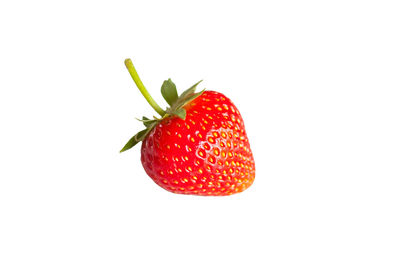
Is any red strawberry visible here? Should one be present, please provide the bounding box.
[121,59,255,196]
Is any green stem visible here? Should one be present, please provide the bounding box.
[124,58,166,116]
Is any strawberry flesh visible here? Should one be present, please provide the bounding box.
[141,91,255,196]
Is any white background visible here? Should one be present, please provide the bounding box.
[1,0,399,266]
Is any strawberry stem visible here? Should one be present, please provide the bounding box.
[124,59,166,116]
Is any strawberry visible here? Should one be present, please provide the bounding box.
[121,58,255,196]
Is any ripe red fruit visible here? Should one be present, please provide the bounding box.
[121,59,255,196]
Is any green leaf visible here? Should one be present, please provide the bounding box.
[135,116,156,127]
[120,121,158,152]
[180,80,202,99]
[172,108,186,119]
[120,129,147,152]
[141,116,155,127]
[175,90,205,110]
[161,79,178,106]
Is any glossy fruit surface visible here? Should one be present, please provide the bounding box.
[121,58,255,196]
[141,91,255,195]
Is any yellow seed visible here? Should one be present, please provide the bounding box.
[190,137,195,143]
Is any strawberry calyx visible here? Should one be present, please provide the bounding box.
[120,58,204,152]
